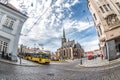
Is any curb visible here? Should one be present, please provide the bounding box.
[79,64,107,68]
[78,61,120,68]
[51,61,68,63]
[0,59,40,67]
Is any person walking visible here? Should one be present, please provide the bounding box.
[1,51,4,58]
[101,54,104,60]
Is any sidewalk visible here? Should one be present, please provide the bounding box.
[0,57,40,67]
[79,57,120,67]
[66,59,79,62]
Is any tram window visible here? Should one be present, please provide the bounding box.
[42,54,46,58]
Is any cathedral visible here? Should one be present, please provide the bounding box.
[56,29,84,60]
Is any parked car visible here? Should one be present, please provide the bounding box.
[88,55,94,60]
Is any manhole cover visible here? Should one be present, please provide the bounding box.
[47,73,54,76]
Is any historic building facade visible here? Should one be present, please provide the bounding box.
[0,2,27,61]
[56,29,84,60]
[18,44,41,54]
[88,0,120,60]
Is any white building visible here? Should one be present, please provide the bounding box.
[0,2,27,61]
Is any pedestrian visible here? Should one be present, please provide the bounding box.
[80,58,82,65]
[101,54,103,60]
[18,55,22,64]
[1,51,4,58]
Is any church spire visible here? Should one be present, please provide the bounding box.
[63,28,65,38]
[62,28,66,46]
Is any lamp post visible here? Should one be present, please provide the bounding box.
[80,51,82,65]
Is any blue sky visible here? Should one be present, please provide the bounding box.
[10,0,99,52]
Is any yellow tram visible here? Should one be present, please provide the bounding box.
[20,52,50,64]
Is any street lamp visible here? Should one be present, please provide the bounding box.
[80,51,82,65]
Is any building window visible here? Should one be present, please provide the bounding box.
[103,5,109,11]
[0,12,4,23]
[116,2,120,9]
[98,32,100,37]
[93,13,97,20]
[64,50,65,56]
[0,40,3,52]
[98,26,102,35]
[3,16,15,29]
[107,4,112,10]
[0,40,8,53]
[100,6,105,13]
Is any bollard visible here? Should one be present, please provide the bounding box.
[80,59,82,65]
[19,56,22,64]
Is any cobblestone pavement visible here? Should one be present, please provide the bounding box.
[0,60,120,80]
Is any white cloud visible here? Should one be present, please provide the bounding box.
[71,0,80,6]
[62,19,94,34]
[82,39,99,51]
[55,0,63,7]
[9,0,98,52]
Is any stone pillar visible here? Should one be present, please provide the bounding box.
[70,47,73,59]
[103,45,108,59]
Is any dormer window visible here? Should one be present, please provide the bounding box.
[3,16,16,29]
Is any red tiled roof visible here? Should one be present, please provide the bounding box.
[6,3,19,12]
[0,2,27,17]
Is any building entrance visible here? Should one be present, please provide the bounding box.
[0,36,9,55]
[115,38,120,53]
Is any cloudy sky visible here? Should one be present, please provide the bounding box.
[9,0,99,52]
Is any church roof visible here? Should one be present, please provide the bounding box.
[6,3,19,11]
[62,40,82,49]
[62,40,75,48]
[0,2,27,17]
[74,43,81,48]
